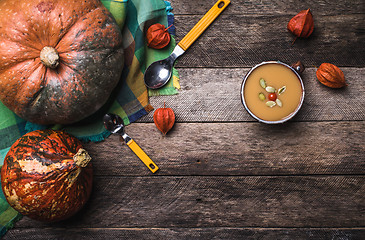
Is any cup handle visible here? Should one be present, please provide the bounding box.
[291,61,305,75]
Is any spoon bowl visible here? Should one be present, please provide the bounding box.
[103,113,124,135]
[144,56,174,89]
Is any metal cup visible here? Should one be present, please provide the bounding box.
[240,61,305,124]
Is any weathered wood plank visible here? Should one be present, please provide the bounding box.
[170,0,364,16]
[3,1,364,238]
[172,15,364,67]
[4,227,365,240]
[10,176,365,228]
[143,68,364,122]
[85,122,365,176]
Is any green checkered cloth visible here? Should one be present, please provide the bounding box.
[0,0,179,236]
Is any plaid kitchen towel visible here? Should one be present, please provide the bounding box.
[0,0,179,237]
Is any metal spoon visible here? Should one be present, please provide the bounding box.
[144,0,230,89]
[103,113,159,173]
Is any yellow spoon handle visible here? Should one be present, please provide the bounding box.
[178,0,230,51]
[127,139,159,173]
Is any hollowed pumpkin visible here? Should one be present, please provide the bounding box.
[0,0,124,124]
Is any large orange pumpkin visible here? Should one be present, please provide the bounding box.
[0,0,124,124]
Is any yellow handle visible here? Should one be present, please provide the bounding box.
[178,0,230,51]
[127,139,159,173]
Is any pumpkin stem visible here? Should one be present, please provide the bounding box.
[73,148,91,167]
[40,46,59,68]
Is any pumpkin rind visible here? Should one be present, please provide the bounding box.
[1,129,93,222]
[0,0,124,124]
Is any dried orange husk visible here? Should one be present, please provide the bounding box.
[146,23,171,49]
[153,102,175,135]
[287,9,314,41]
[316,63,347,88]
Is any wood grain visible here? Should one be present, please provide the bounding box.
[4,227,365,240]
[141,68,365,122]
[3,0,364,238]
[170,0,364,16]
[172,15,365,67]
[9,176,365,228]
[84,122,365,176]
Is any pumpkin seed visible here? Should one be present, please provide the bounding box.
[278,86,286,95]
[258,92,266,101]
[276,98,282,107]
[259,78,267,88]
[265,86,276,93]
[266,101,276,107]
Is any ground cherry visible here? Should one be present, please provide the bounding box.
[268,93,277,101]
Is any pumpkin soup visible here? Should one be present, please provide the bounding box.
[243,62,304,122]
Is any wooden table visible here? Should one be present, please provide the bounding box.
[4,0,365,239]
